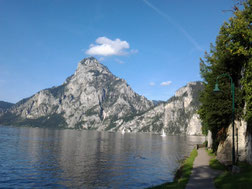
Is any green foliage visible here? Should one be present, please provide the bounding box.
[122,114,136,122]
[0,112,20,125]
[16,96,34,106]
[242,59,252,133]
[0,112,67,128]
[140,125,151,132]
[206,148,215,157]
[206,148,227,171]
[150,114,164,132]
[23,113,67,128]
[214,162,252,189]
[88,70,100,76]
[105,121,117,131]
[47,84,66,98]
[85,106,99,116]
[209,158,226,171]
[198,0,252,151]
[104,115,118,131]
[122,105,157,123]
[0,101,14,110]
[148,148,198,189]
[203,141,208,147]
[206,141,252,188]
[75,121,86,129]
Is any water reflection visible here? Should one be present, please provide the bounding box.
[0,126,204,188]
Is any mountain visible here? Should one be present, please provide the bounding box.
[0,101,14,113]
[152,100,165,106]
[117,82,204,135]
[0,57,204,135]
[0,57,153,129]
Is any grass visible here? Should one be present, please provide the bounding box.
[215,162,252,189]
[206,150,227,171]
[206,148,252,189]
[206,148,215,157]
[209,158,226,171]
[148,148,198,189]
[206,149,226,171]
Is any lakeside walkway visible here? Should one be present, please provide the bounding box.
[186,148,220,189]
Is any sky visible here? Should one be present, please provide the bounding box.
[0,0,235,103]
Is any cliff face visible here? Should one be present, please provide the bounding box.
[0,57,203,135]
[118,82,204,135]
[217,120,252,165]
[0,57,153,129]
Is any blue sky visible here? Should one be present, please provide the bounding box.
[0,0,234,103]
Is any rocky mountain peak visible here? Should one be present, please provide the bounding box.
[0,57,154,130]
[175,81,200,97]
[76,57,110,75]
[79,57,99,67]
[0,57,203,135]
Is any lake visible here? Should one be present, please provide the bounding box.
[0,125,204,188]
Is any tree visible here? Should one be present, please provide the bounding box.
[198,0,252,151]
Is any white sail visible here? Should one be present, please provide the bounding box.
[121,128,125,134]
[161,129,166,137]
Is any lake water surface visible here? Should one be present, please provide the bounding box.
[0,125,204,188]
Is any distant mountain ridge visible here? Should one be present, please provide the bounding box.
[117,82,204,135]
[152,100,165,106]
[0,101,14,114]
[0,57,204,135]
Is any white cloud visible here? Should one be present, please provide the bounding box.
[86,37,130,56]
[149,82,156,86]
[160,81,172,86]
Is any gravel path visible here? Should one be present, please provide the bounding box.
[186,148,221,189]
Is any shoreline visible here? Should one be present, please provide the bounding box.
[0,124,205,137]
[148,147,198,189]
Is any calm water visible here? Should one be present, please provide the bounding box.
[0,125,204,188]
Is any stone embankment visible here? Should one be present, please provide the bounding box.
[212,120,252,165]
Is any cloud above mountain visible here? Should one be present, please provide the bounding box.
[160,81,172,86]
[86,37,131,56]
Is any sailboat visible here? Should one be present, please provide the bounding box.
[121,127,125,134]
[161,129,166,137]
